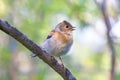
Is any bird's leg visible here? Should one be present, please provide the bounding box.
[50,56,58,66]
[59,57,65,69]
[59,57,66,74]
[51,56,54,61]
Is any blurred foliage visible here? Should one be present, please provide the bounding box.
[0,0,120,80]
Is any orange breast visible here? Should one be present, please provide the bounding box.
[53,31,72,45]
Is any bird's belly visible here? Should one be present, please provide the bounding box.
[42,38,72,57]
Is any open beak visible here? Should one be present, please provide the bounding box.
[71,27,75,31]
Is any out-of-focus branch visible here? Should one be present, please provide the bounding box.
[0,19,76,80]
[101,0,116,80]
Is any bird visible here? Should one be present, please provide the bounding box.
[33,20,75,66]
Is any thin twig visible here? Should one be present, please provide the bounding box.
[101,0,116,80]
[0,19,76,80]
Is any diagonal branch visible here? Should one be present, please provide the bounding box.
[101,0,116,80]
[0,19,76,80]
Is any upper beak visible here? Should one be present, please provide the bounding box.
[71,27,75,31]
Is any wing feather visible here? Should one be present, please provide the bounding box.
[46,30,55,39]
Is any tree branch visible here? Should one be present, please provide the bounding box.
[101,0,116,80]
[0,19,76,80]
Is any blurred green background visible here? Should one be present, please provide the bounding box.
[0,0,120,80]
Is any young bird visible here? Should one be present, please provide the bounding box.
[41,20,75,65]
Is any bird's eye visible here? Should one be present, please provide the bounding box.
[65,25,69,28]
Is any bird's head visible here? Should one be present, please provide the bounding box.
[55,21,75,35]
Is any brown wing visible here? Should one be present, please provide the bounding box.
[46,30,55,39]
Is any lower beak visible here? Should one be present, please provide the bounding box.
[71,27,75,31]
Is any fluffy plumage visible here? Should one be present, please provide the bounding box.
[41,20,75,57]
[31,20,75,66]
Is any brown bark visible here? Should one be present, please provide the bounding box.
[0,19,76,80]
